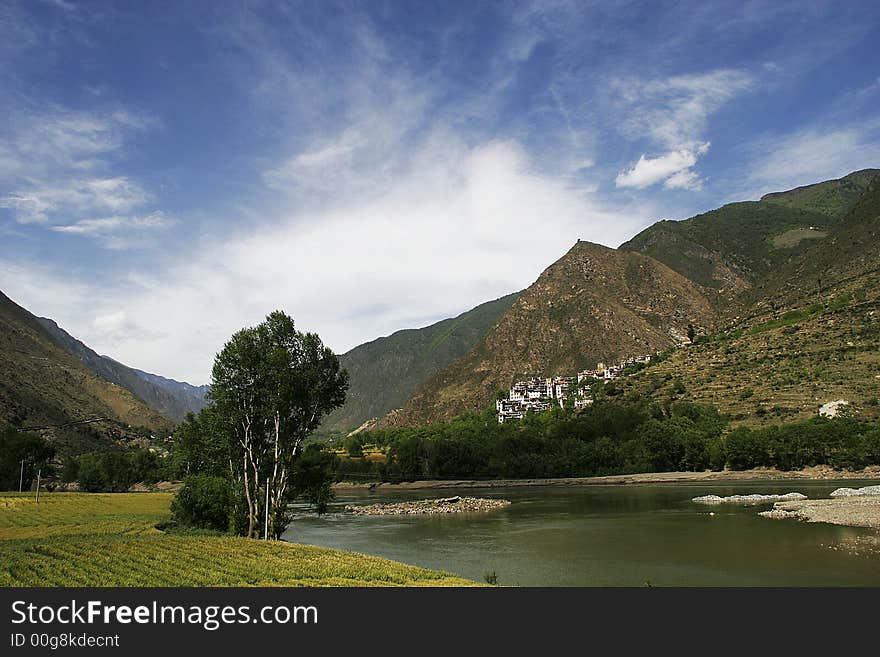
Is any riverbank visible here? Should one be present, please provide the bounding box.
[333,465,880,491]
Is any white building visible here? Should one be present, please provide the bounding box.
[497,352,657,423]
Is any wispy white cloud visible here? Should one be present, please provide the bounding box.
[2,176,150,224]
[738,121,880,199]
[44,0,78,13]
[49,210,174,249]
[9,110,146,172]
[262,127,381,197]
[51,211,171,235]
[0,108,163,247]
[616,143,709,190]
[0,192,57,224]
[612,69,753,191]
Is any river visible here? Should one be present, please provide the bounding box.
[281,479,880,586]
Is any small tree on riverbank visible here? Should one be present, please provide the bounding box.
[206,311,347,538]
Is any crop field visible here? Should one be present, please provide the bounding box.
[0,493,477,587]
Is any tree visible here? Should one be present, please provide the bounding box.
[687,323,696,344]
[290,443,338,514]
[208,311,348,538]
[343,435,364,458]
[167,409,227,479]
[0,427,54,490]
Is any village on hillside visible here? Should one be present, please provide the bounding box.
[496,355,654,423]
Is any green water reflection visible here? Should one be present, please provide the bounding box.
[281,480,880,586]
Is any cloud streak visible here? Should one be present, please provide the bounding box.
[613,70,753,191]
[741,122,880,197]
[0,108,164,248]
[49,210,174,250]
[2,176,150,224]
[1,136,653,383]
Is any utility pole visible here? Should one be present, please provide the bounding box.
[264,477,270,540]
[35,469,41,503]
[19,459,25,493]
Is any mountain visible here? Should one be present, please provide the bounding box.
[34,317,208,422]
[0,290,174,454]
[130,369,210,419]
[320,293,519,435]
[378,169,879,430]
[742,173,880,314]
[618,173,880,424]
[384,241,715,426]
[619,169,879,302]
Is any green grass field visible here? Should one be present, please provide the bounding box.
[0,493,477,587]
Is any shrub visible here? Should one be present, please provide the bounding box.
[170,475,232,532]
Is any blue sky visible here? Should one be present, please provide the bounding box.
[1,0,879,384]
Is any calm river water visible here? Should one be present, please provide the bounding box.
[281,480,880,586]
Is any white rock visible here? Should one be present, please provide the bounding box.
[692,492,807,505]
[819,399,851,418]
[829,485,880,497]
[759,509,800,520]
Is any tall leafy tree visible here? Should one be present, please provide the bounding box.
[168,409,227,479]
[209,311,347,538]
[0,427,54,491]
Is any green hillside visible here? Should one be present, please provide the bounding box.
[620,201,833,297]
[760,168,879,217]
[620,170,878,300]
[742,174,880,315]
[620,175,880,425]
[319,293,519,434]
[0,291,173,455]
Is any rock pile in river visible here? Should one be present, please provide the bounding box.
[692,492,807,505]
[344,496,511,516]
[830,485,880,497]
[759,497,880,530]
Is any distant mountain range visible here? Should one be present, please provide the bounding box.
[0,291,175,454]
[320,293,519,435]
[2,168,877,450]
[34,316,208,422]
